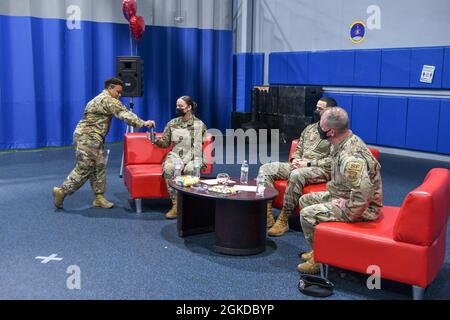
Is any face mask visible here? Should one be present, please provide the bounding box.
[313,110,321,122]
[176,108,186,116]
[317,125,331,140]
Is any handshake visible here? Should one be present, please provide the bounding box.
[143,120,156,128]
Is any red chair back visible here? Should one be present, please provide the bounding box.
[393,168,450,246]
[368,147,379,160]
[202,134,214,174]
[124,133,171,166]
[288,139,299,160]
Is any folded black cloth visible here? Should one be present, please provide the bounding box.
[298,274,334,298]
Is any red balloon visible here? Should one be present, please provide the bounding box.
[130,15,145,42]
[122,0,137,21]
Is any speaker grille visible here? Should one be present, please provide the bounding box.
[120,74,138,96]
[116,56,143,97]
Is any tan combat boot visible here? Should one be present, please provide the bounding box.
[52,187,66,209]
[165,198,177,219]
[266,201,275,228]
[299,250,314,261]
[93,194,114,208]
[268,208,290,236]
[297,256,321,274]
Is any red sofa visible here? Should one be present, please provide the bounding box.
[314,168,450,300]
[272,139,380,214]
[123,132,214,213]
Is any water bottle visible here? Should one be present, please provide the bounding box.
[240,160,249,184]
[193,156,201,178]
[174,160,183,177]
[147,127,156,144]
[104,149,110,166]
[256,170,266,197]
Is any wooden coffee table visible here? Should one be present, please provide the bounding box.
[168,179,278,255]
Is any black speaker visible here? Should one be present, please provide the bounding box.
[116,56,143,97]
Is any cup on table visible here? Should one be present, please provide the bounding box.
[216,173,230,191]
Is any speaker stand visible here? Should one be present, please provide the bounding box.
[119,99,135,178]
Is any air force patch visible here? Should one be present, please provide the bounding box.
[350,20,366,44]
[345,161,364,186]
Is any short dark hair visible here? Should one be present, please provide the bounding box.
[104,77,124,89]
[319,97,337,108]
[179,95,198,112]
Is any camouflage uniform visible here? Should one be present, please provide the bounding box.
[299,132,383,248]
[260,122,331,211]
[155,115,207,200]
[61,90,145,195]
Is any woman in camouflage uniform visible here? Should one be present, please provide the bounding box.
[52,78,155,209]
[155,96,207,219]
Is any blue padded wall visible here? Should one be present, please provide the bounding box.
[409,47,444,88]
[377,96,408,148]
[269,52,288,84]
[438,100,450,154]
[286,52,308,84]
[269,46,450,90]
[308,51,331,85]
[353,49,381,87]
[235,53,264,112]
[405,98,440,152]
[442,47,450,89]
[329,50,355,86]
[380,48,411,88]
[351,95,379,144]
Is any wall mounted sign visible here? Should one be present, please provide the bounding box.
[420,65,435,84]
[350,20,366,44]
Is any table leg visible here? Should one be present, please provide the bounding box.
[177,192,215,237]
[214,200,267,255]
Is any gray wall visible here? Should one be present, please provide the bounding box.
[249,0,450,53]
[0,0,232,30]
[233,0,450,83]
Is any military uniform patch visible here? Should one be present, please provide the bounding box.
[345,161,364,186]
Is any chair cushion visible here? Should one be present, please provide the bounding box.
[314,206,446,287]
[303,183,327,194]
[124,164,170,199]
[273,180,326,214]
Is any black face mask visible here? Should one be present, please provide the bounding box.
[176,108,186,117]
[317,125,331,140]
[313,110,321,122]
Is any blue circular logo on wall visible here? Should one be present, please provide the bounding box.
[350,20,366,43]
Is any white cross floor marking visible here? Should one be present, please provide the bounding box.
[35,254,63,264]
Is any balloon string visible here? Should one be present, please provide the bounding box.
[129,30,133,55]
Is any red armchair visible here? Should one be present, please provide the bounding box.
[314,168,450,300]
[123,132,214,213]
[272,139,380,214]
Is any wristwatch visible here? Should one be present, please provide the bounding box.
[307,162,311,167]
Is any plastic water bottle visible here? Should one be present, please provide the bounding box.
[256,170,266,197]
[174,160,183,177]
[147,128,156,144]
[193,157,201,178]
[104,149,110,166]
[240,160,249,184]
